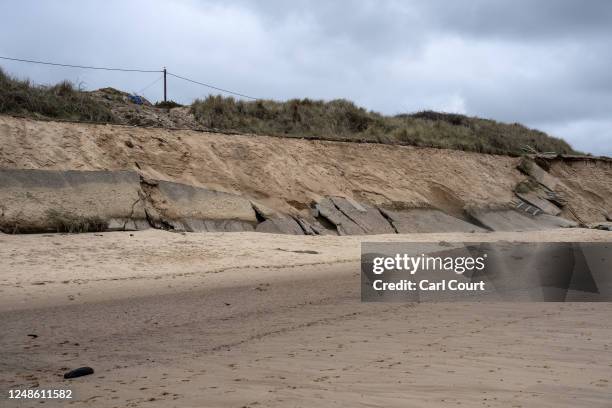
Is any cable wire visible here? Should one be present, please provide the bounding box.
[1,55,260,100]
[137,75,164,95]
[167,72,258,100]
[0,55,162,73]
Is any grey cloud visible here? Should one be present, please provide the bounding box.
[0,0,610,155]
[425,0,612,40]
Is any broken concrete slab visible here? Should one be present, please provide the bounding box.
[516,191,562,216]
[520,159,562,191]
[0,169,147,233]
[469,209,577,231]
[330,197,396,235]
[537,214,578,229]
[3,168,578,236]
[0,169,333,235]
[315,197,395,235]
[107,218,151,231]
[142,180,258,232]
[379,208,484,233]
[302,213,339,235]
[315,197,365,235]
[256,218,304,235]
[514,199,541,216]
[172,218,255,232]
[589,222,612,231]
[294,217,320,235]
[250,200,309,235]
[251,201,281,220]
[150,180,257,222]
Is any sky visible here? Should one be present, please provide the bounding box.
[0,0,610,155]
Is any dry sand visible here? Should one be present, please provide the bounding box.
[1,228,611,407]
[0,115,529,215]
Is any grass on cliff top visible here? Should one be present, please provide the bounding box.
[0,69,574,156]
[0,68,115,122]
[191,96,574,155]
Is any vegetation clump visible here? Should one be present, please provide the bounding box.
[0,68,115,122]
[154,100,182,109]
[0,70,576,156]
[46,210,108,233]
[517,157,535,174]
[190,96,574,155]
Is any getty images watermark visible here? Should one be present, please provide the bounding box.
[361,242,612,302]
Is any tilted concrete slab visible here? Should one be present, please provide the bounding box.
[536,214,578,229]
[0,169,146,233]
[516,191,562,216]
[143,179,258,232]
[315,197,365,235]
[469,209,577,231]
[172,218,255,233]
[294,217,322,235]
[315,197,395,235]
[256,218,304,235]
[379,208,484,233]
[522,160,562,191]
[3,169,577,236]
[107,218,151,231]
[299,214,338,236]
[250,201,281,220]
[330,197,396,235]
[0,170,259,233]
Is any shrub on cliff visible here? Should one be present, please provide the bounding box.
[191,96,574,155]
[0,68,115,122]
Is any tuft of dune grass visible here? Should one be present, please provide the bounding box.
[0,69,575,156]
[46,210,108,233]
[190,96,575,155]
[0,68,115,122]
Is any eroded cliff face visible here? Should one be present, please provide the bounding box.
[546,158,612,223]
[0,116,523,212]
[0,115,610,235]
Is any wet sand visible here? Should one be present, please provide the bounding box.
[1,229,611,407]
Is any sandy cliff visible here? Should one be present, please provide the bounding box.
[0,115,610,233]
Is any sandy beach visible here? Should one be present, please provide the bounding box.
[2,3,612,406]
[1,229,611,407]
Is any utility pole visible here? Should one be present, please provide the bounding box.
[163,67,167,102]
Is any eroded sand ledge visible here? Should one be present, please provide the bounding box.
[2,116,611,237]
[1,115,610,227]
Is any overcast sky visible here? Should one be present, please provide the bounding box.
[1,0,610,155]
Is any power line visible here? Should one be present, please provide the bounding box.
[0,55,260,100]
[0,55,162,73]
[167,72,258,100]
[137,75,164,95]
